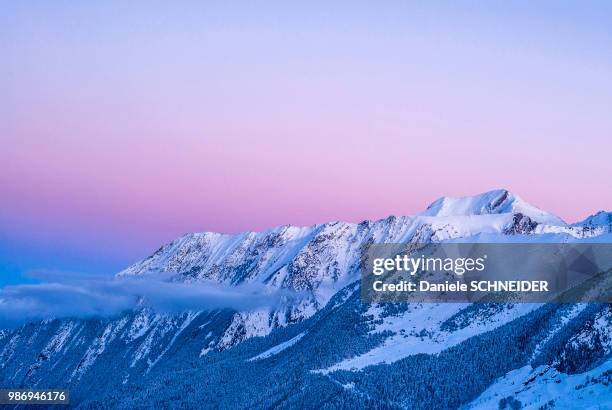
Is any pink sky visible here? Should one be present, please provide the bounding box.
[1,2,611,279]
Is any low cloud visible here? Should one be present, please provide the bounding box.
[0,271,295,328]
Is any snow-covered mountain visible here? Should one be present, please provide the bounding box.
[1,189,610,409]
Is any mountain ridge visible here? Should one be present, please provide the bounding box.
[1,189,611,409]
[119,188,610,280]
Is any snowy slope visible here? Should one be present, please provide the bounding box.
[318,303,541,373]
[466,359,612,409]
[421,189,565,226]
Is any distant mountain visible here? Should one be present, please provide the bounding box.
[573,210,612,230]
[1,189,610,409]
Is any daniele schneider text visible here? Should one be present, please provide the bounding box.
[370,254,549,294]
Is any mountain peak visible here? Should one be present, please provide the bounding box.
[423,189,513,215]
[421,189,565,225]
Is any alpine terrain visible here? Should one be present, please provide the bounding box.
[1,189,611,409]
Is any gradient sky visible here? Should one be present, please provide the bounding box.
[2,1,611,285]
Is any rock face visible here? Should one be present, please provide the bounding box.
[1,189,611,408]
[504,213,538,234]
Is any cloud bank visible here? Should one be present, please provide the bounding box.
[0,272,294,328]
